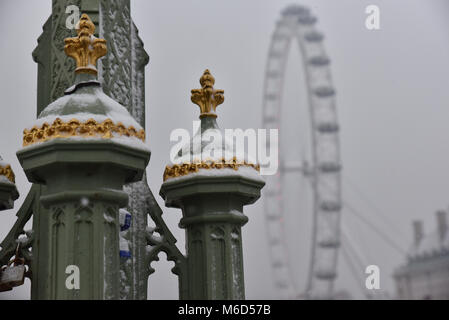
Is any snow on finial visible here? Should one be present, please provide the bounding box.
[64,13,107,75]
[191,69,224,119]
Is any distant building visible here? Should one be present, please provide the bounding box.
[394,210,449,299]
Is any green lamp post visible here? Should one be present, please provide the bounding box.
[31,0,152,300]
[0,157,18,211]
[160,70,265,299]
[16,14,150,299]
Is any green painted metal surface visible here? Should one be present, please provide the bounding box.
[17,44,151,299]
[30,0,155,300]
[161,177,263,300]
[1,0,263,300]
[160,117,265,300]
[17,139,150,299]
[0,181,19,211]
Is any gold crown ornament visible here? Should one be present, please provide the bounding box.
[64,13,107,75]
[191,69,224,118]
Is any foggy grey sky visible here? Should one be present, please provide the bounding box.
[1,0,449,299]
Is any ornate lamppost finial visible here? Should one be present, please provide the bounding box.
[191,69,224,118]
[16,13,150,300]
[64,13,107,75]
[0,156,19,211]
[0,163,15,184]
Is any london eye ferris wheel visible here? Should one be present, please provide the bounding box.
[262,5,342,299]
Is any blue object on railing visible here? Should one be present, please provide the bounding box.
[120,250,131,258]
[119,209,132,231]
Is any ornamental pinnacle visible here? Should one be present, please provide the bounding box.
[191,69,224,118]
[64,13,107,75]
[0,164,15,183]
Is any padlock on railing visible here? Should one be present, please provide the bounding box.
[0,244,26,292]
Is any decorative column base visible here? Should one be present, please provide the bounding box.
[160,174,264,300]
[17,140,150,300]
[40,190,127,299]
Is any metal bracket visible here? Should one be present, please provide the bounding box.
[145,187,188,299]
[0,185,36,280]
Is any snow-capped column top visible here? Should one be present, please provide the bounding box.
[162,70,261,182]
[21,14,148,151]
[64,13,107,76]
